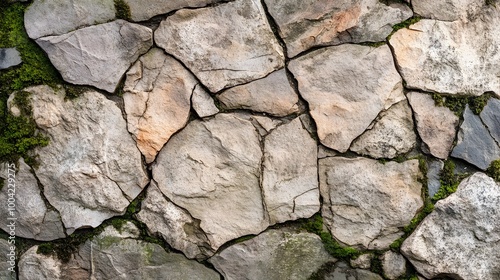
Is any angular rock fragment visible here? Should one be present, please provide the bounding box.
[124,0,224,21]
[351,253,373,269]
[192,84,219,118]
[289,44,404,152]
[381,251,407,280]
[427,160,444,198]
[0,48,22,70]
[480,97,500,144]
[155,0,284,92]
[319,157,423,250]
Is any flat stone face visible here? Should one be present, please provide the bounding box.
[451,106,500,170]
[262,117,319,224]
[125,0,224,21]
[218,69,300,117]
[288,44,404,152]
[192,84,219,118]
[381,251,407,280]
[413,0,485,21]
[23,86,148,234]
[264,0,412,57]
[480,97,500,144]
[319,157,423,250]
[407,92,459,159]
[154,0,284,92]
[36,20,152,93]
[123,48,196,163]
[0,239,16,279]
[0,48,22,69]
[402,173,500,280]
[350,100,416,159]
[24,0,115,39]
[209,228,335,280]
[389,12,500,96]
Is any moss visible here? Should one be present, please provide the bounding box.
[432,160,468,202]
[111,218,128,233]
[403,198,434,234]
[0,178,4,191]
[36,243,54,255]
[469,93,493,115]
[359,41,386,48]
[432,93,493,116]
[387,16,422,40]
[114,0,131,20]
[487,159,500,181]
[234,235,255,244]
[37,230,95,263]
[370,251,383,275]
[63,84,90,100]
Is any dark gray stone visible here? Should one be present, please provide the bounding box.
[480,98,500,144]
[427,160,444,198]
[0,48,22,70]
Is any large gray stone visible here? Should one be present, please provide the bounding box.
[319,157,423,250]
[124,0,224,21]
[20,85,148,234]
[480,97,500,144]
[412,0,486,21]
[402,173,500,280]
[123,48,196,163]
[155,0,284,92]
[452,105,500,170]
[289,44,405,152]
[209,228,336,280]
[217,68,300,117]
[264,0,412,57]
[36,20,152,93]
[0,48,22,70]
[24,0,115,39]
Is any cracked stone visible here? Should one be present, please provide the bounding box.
[123,48,197,163]
[36,20,152,93]
[480,97,500,144]
[154,0,285,92]
[192,84,219,118]
[0,48,22,70]
[124,0,225,21]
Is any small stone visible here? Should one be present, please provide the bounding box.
[350,253,373,269]
[252,115,282,133]
[124,0,224,21]
[192,84,219,118]
[381,251,407,279]
[427,160,444,198]
[0,48,22,70]
[480,97,500,144]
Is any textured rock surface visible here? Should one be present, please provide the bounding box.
[155,0,284,92]
[0,239,15,280]
[192,84,219,118]
[264,0,412,57]
[427,160,444,198]
[319,157,423,250]
[262,117,319,224]
[18,246,62,280]
[0,48,22,70]
[407,92,459,159]
[413,0,485,21]
[289,44,404,152]
[452,106,500,170]
[153,113,267,250]
[218,69,299,117]
[209,228,335,280]
[390,12,500,96]
[324,262,383,280]
[123,48,196,163]
[351,100,416,159]
[23,86,148,234]
[381,251,406,280]
[24,0,115,39]
[125,0,223,21]
[351,254,373,269]
[480,97,500,143]
[402,173,500,279]
[0,159,65,241]
[36,20,152,92]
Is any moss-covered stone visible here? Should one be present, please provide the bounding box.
[487,159,500,182]
[432,160,469,202]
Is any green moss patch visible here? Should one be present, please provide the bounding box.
[487,159,500,181]
[114,0,131,20]
[432,160,469,202]
[432,93,494,116]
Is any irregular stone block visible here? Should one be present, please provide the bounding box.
[0,48,22,70]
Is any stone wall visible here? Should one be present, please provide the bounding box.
[1,0,500,279]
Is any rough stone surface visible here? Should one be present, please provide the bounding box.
[413,0,485,21]
[427,160,444,198]
[155,0,284,92]
[0,48,22,70]
[319,157,423,250]
[402,173,500,280]
[480,97,500,144]
[209,228,335,280]
[0,159,65,241]
[351,100,416,159]
[389,12,500,96]
[452,105,500,170]
[153,113,267,250]
[136,181,213,259]
[381,251,407,280]
[192,84,219,118]
[0,239,16,280]
[24,0,115,39]
[289,44,405,152]
[123,48,196,163]
[125,0,223,21]
[351,253,373,269]
[23,86,148,234]
[264,0,412,57]
[407,92,459,159]
[324,262,383,280]
[19,246,62,280]
[262,117,319,224]
[218,68,300,117]
[36,20,152,93]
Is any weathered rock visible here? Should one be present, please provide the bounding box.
[319,157,423,250]
[209,228,335,280]
[318,145,338,159]
[0,48,22,70]
[324,262,383,280]
[252,115,282,134]
[389,11,500,96]
[192,84,219,118]
[218,69,299,117]
[19,246,63,280]
[452,105,500,170]
[24,0,115,39]
[289,44,405,152]
[351,253,373,269]
[136,181,213,259]
[381,251,406,280]
[480,97,500,144]
[427,160,444,198]
[0,159,65,241]
[155,0,284,92]
[412,0,485,21]
[123,48,196,163]
[36,20,152,93]
[264,0,412,57]
[21,85,148,234]
[402,173,500,279]
[351,100,416,159]
[262,117,319,224]
[407,92,459,159]
[124,0,224,21]
[153,113,267,250]
[0,239,16,280]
